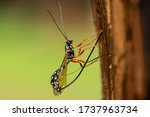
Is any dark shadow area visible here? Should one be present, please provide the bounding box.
[140,0,150,99]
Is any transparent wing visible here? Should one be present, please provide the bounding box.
[63,56,99,78]
[58,55,67,88]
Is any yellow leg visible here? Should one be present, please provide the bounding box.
[74,44,98,58]
[72,59,85,67]
[73,29,102,48]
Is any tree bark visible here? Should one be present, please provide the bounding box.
[91,0,145,99]
[91,0,112,100]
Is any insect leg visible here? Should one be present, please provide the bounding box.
[70,35,100,68]
[74,44,98,58]
[73,29,102,48]
[61,56,100,77]
[72,59,85,67]
[73,31,102,58]
[72,44,98,67]
[61,30,103,90]
[77,36,98,49]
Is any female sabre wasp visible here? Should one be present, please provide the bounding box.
[47,2,102,95]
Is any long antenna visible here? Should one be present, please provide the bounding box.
[61,30,103,90]
[58,1,67,38]
[47,9,68,40]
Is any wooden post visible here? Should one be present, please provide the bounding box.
[91,0,145,99]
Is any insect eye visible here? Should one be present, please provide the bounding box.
[69,40,73,44]
[66,40,73,45]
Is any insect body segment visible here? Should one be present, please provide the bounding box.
[65,40,74,60]
[51,37,85,94]
[51,37,87,94]
[51,60,68,95]
[50,34,100,95]
[51,39,75,95]
[47,3,102,95]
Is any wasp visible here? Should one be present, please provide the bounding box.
[47,1,102,95]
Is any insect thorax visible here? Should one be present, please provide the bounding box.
[65,42,74,60]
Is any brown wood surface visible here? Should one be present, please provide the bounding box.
[91,0,145,99]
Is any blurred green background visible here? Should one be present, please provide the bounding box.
[0,0,101,99]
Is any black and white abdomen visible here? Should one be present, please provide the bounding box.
[51,69,62,94]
